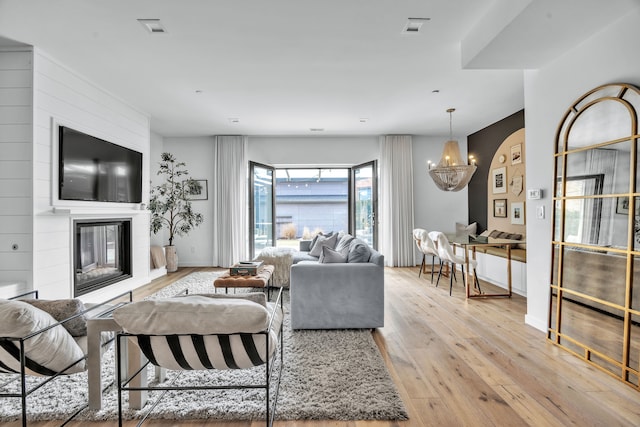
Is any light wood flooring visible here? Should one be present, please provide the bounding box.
[9,267,640,426]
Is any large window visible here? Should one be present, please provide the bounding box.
[249,161,377,258]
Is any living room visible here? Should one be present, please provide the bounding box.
[1,1,640,426]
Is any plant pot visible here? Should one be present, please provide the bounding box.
[165,245,178,272]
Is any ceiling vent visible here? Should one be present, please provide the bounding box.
[402,18,430,35]
[309,128,324,132]
[138,19,167,34]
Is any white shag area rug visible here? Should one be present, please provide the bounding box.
[0,271,408,422]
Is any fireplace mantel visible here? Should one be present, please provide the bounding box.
[52,207,150,216]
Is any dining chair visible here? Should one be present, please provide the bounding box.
[435,233,480,296]
[413,229,439,282]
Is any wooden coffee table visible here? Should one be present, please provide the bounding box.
[214,264,275,294]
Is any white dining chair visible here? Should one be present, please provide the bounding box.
[435,233,480,296]
[413,229,439,282]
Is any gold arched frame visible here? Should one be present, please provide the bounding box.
[549,83,640,390]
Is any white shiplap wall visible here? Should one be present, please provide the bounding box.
[29,48,151,301]
[0,49,33,297]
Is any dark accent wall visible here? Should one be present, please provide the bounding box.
[467,110,525,232]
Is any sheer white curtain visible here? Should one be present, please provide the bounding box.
[379,135,415,267]
[211,136,248,267]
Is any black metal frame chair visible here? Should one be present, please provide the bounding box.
[0,290,132,427]
[116,287,284,427]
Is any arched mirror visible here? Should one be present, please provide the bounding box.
[549,83,640,390]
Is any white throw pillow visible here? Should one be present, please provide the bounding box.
[0,300,86,374]
[114,295,270,335]
[309,233,338,257]
[456,222,477,235]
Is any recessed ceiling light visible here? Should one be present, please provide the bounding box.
[138,19,167,34]
[309,128,324,132]
[228,118,240,124]
[402,17,430,35]
[195,90,203,94]
[432,89,440,93]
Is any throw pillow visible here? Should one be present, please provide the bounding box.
[335,233,355,253]
[23,299,88,337]
[347,240,372,263]
[114,295,270,335]
[0,300,86,374]
[456,222,478,235]
[309,233,338,257]
[319,246,349,263]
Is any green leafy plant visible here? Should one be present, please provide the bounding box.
[149,152,204,246]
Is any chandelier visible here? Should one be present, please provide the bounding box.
[428,108,477,192]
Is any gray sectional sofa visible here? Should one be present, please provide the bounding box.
[290,234,384,330]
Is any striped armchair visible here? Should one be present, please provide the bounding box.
[113,288,284,427]
[0,290,132,427]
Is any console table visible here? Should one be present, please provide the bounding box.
[446,234,524,299]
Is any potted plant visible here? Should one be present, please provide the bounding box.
[149,152,204,272]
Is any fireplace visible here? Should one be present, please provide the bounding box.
[74,219,132,296]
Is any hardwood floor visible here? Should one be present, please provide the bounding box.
[9,267,640,426]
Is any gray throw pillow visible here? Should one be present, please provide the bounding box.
[347,240,371,263]
[319,246,348,263]
[335,233,355,252]
[23,299,88,337]
[309,233,338,257]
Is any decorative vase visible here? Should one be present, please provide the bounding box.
[165,245,178,272]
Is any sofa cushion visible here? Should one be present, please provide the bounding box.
[23,299,88,337]
[347,239,371,263]
[309,233,338,257]
[114,295,270,335]
[319,246,349,263]
[0,300,86,375]
[335,233,355,252]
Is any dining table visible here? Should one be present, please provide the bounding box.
[445,233,525,298]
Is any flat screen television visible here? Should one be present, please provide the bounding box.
[58,126,143,203]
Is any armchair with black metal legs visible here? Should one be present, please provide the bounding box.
[0,290,132,427]
[413,229,439,283]
[435,233,481,296]
[113,288,284,427]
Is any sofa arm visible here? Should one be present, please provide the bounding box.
[290,262,384,329]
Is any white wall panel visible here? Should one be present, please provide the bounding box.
[31,48,151,299]
[0,142,30,160]
[0,197,30,215]
[0,234,32,252]
[0,49,32,290]
[0,70,31,87]
[0,161,30,179]
[0,106,30,123]
[0,88,31,106]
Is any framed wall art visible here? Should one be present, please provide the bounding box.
[511,143,522,165]
[492,167,507,194]
[186,179,208,200]
[511,201,525,225]
[493,199,507,218]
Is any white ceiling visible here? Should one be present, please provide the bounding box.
[0,0,638,137]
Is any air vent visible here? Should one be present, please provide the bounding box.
[138,19,167,34]
[228,118,240,124]
[402,18,430,35]
[309,128,324,132]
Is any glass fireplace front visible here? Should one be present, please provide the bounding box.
[74,219,131,296]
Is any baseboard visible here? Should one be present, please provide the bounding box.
[524,314,547,333]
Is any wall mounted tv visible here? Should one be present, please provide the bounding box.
[58,126,143,203]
